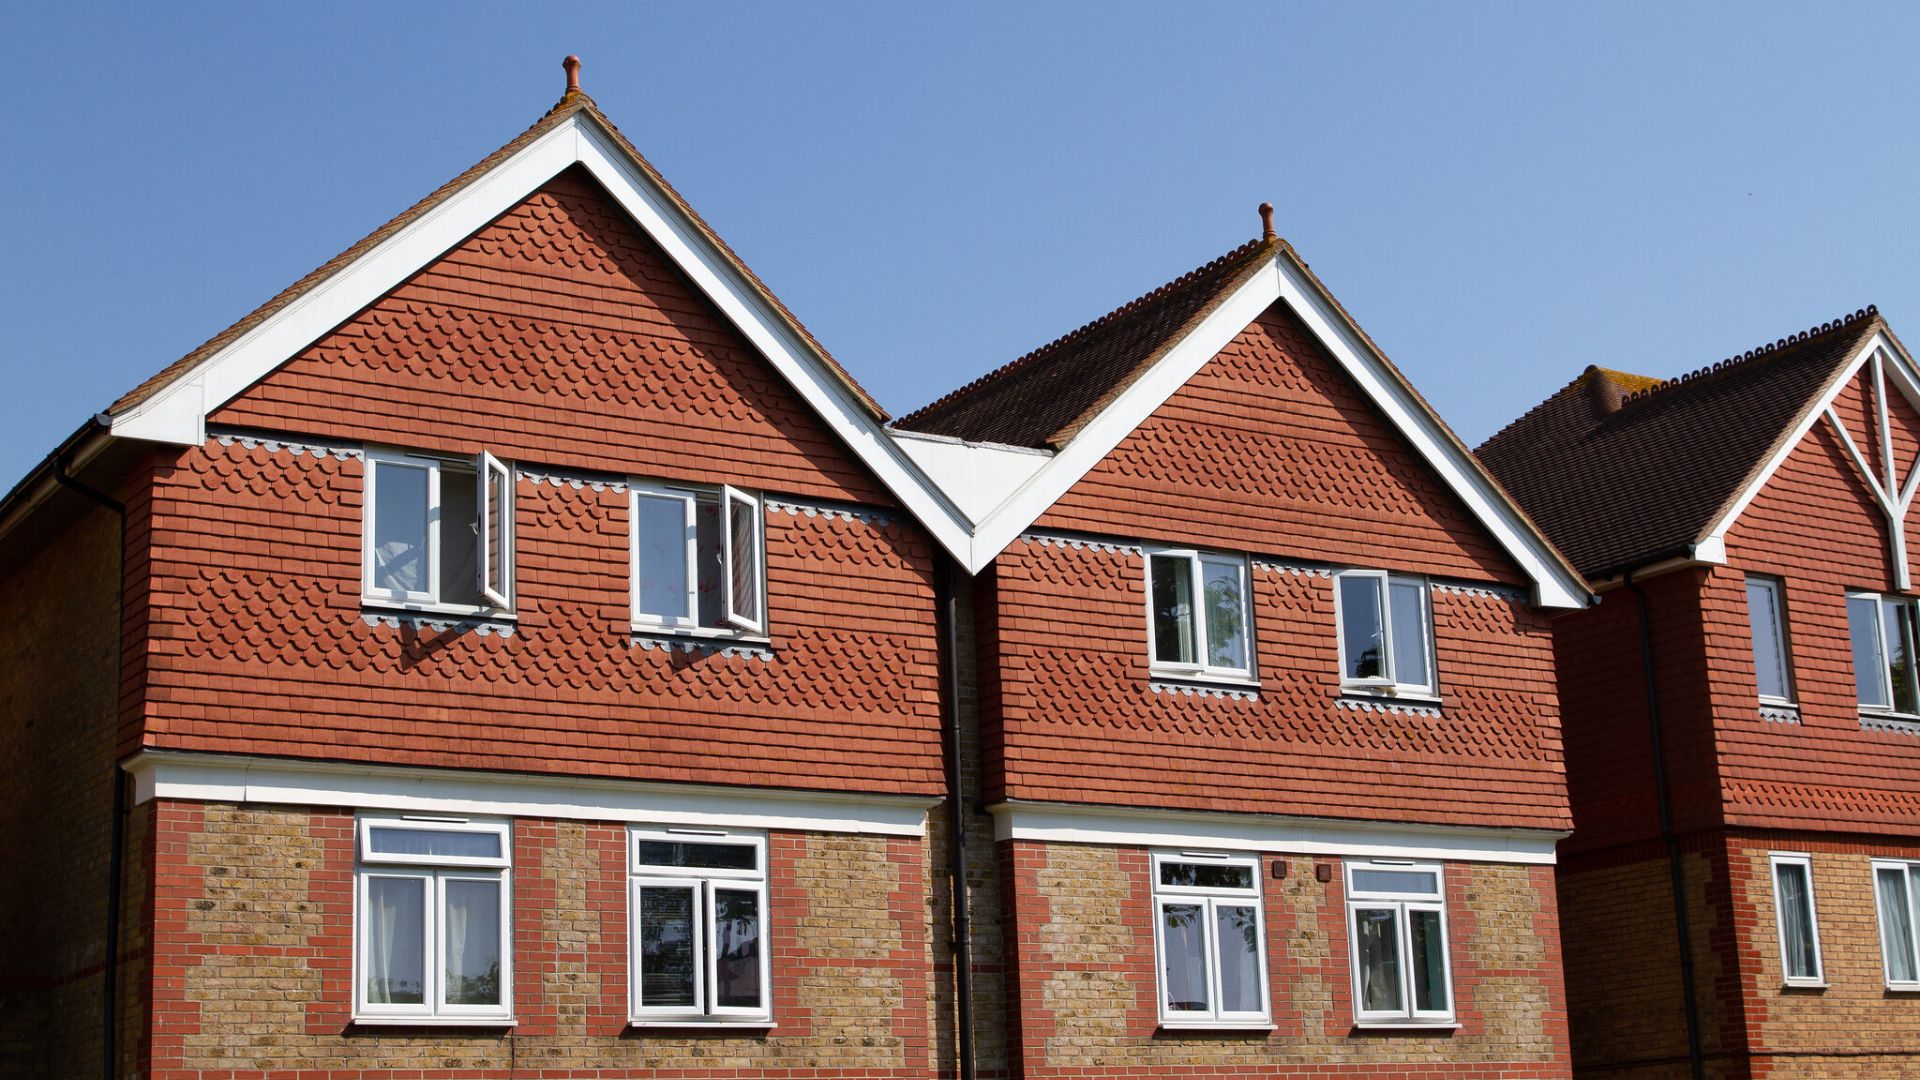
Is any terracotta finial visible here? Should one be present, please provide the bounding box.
[1258,202,1276,241]
[563,55,582,95]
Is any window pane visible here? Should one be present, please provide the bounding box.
[636,840,758,872]
[727,494,761,627]
[1746,580,1789,700]
[1352,869,1439,896]
[1889,599,1920,714]
[638,886,698,1008]
[1775,862,1819,980]
[713,888,764,1009]
[696,496,724,627]
[371,462,429,594]
[1201,559,1248,671]
[1160,903,1209,1012]
[484,459,510,599]
[438,463,481,606]
[1852,595,1891,708]
[1159,861,1254,891]
[367,827,502,860]
[1877,868,1917,983]
[634,494,691,620]
[365,876,425,1005]
[1150,556,1197,665]
[1409,909,1448,1012]
[1353,907,1403,1012]
[1215,903,1262,1014]
[443,879,502,1006]
[1340,576,1387,680]
[1388,580,1430,689]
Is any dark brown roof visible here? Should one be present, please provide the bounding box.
[1476,308,1885,578]
[891,237,1281,448]
[111,89,888,421]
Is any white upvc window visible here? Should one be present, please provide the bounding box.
[630,483,766,635]
[1745,577,1793,704]
[1768,853,1824,986]
[363,449,514,611]
[353,816,513,1024]
[1345,860,1454,1026]
[1145,549,1254,680]
[1872,859,1920,990]
[628,827,771,1024]
[1335,571,1436,697]
[1150,851,1270,1027]
[1849,590,1920,715]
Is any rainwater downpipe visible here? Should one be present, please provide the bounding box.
[933,555,976,1080]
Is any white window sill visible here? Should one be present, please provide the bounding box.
[1352,1020,1461,1031]
[1341,686,1441,705]
[351,1015,516,1027]
[1859,707,1920,720]
[1885,982,1920,993]
[1781,980,1827,990]
[628,1019,775,1029]
[363,598,516,621]
[631,624,771,644]
[1759,697,1798,709]
[1157,1022,1275,1032]
[1149,669,1259,689]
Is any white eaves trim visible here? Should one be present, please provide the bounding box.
[990,800,1564,865]
[960,252,1589,606]
[124,751,936,838]
[106,112,975,567]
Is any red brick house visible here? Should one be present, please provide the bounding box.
[1479,309,1920,1078]
[1,60,1589,1079]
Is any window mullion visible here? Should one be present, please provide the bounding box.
[1201,895,1223,1023]
[425,461,441,605]
[1188,554,1208,664]
[425,872,443,1015]
[681,493,699,627]
[1909,868,1920,976]
[1378,581,1398,685]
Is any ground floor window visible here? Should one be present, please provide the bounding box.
[1768,853,1824,985]
[629,827,771,1023]
[1150,850,1269,1025]
[353,816,512,1022]
[1346,860,1453,1025]
[1873,859,1920,989]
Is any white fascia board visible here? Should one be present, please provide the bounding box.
[990,800,1564,865]
[124,751,936,837]
[888,429,1052,524]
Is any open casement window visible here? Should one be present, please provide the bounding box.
[630,483,767,635]
[1345,861,1453,1025]
[1849,591,1920,715]
[628,828,771,1024]
[1335,571,1436,696]
[1145,549,1253,680]
[363,449,513,611]
[353,816,512,1024]
[1745,577,1794,704]
[1768,853,1824,986]
[1873,860,1920,989]
[1150,851,1269,1027]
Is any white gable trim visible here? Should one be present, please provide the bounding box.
[107,112,975,565]
[963,253,1589,607]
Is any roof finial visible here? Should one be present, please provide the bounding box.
[563,55,582,96]
[1258,202,1275,241]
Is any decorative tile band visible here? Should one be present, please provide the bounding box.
[361,611,515,637]
[1019,532,1143,556]
[1149,679,1260,702]
[1432,581,1529,603]
[1861,713,1920,737]
[764,498,897,528]
[629,633,775,660]
[518,468,628,493]
[1335,696,1443,719]
[1759,705,1802,725]
[1252,558,1333,578]
[213,431,362,461]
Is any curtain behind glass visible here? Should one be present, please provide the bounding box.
[367,877,424,1004]
[1354,907,1401,1011]
[1214,903,1261,1013]
[444,879,501,1005]
[1878,868,1917,983]
[1160,903,1208,1012]
[1775,863,1817,979]
[1852,595,1890,707]
[713,889,763,1008]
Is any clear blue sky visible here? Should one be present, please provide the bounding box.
[3,3,1916,487]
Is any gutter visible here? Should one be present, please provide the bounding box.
[932,556,976,1080]
[0,414,115,545]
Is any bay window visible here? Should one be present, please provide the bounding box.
[1150,851,1269,1026]
[631,483,765,634]
[629,827,771,1024]
[1873,859,1920,989]
[354,816,512,1023]
[1745,577,1793,703]
[1768,853,1823,986]
[1146,549,1253,680]
[1345,860,1453,1025]
[363,449,514,609]
[1848,591,1919,715]
[1336,570,1436,696]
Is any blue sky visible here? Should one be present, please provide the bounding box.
[3,3,1916,487]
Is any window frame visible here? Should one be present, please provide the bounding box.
[352,815,513,1025]
[1767,852,1825,987]
[628,481,769,638]
[479,451,514,608]
[1344,859,1455,1027]
[627,826,773,1025]
[1744,576,1794,705]
[1334,570,1438,698]
[1849,589,1920,716]
[1871,858,1920,991]
[1148,850,1271,1028]
[1142,547,1256,682]
[362,448,512,613]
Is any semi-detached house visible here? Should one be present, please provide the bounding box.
[0,60,1589,1079]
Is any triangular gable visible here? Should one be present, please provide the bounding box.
[104,95,973,564]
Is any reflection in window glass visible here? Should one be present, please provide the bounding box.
[1160,861,1255,890]
[1202,559,1246,671]
[1151,555,1197,665]
[367,827,502,860]
[1351,869,1439,895]
[1340,575,1386,680]
[371,462,430,594]
[728,495,761,627]
[1773,860,1820,981]
[1388,580,1430,690]
[1354,907,1402,1012]
[365,876,426,1005]
[1745,579,1791,700]
[1215,904,1262,1014]
[1160,903,1210,1013]
[636,841,757,872]
[1410,909,1448,1012]
[1851,594,1889,708]
[1888,598,1920,714]
[443,879,502,1006]
[437,462,481,606]
[1877,866,1918,984]
[634,494,691,621]
[714,889,764,1009]
[638,886,698,1008]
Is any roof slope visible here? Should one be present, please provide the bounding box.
[111,88,887,422]
[892,238,1280,448]
[1477,308,1884,578]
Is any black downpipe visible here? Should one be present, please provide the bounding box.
[933,557,976,1080]
[1626,575,1705,1080]
[52,454,127,1080]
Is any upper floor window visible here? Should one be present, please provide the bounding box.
[1848,591,1919,715]
[1346,860,1453,1025]
[1873,859,1920,989]
[1146,549,1252,680]
[1745,577,1793,703]
[1768,853,1823,986]
[1150,851,1269,1026]
[631,483,765,635]
[354,816,512,1024]
[629,828,770,1024]
[364,449,513,610]
[1335,571,1435,697]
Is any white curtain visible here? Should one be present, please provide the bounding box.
[1880,869,1917,982]
[445,883,467,1003]
[1215,904,1260,1013]
[1161,903,1208,1011]
[1778,866,1813,977]
[369,880,405,1003]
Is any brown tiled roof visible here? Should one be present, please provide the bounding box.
[1476,308,1884,578]
[891,237,1282,448]
[110,90,888,421]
